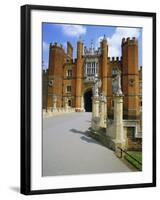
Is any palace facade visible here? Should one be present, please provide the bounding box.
[43,36,142,120]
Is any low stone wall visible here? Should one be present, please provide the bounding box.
[90,123,142,152]
[106,120,142,151]
[106,120,115,139]
[43,108,75,118]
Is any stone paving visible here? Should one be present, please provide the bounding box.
[42,112,132,176]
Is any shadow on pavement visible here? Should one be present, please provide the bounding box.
[70,128,89,136]
[80,136,102,145]
[69,128,103,146]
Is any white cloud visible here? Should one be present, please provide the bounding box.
[62,42,67,52]
[61,25,86,37]
[42,61,48,69]
[97,27,141,57]
[43,41,49,51]
[95,36,103,48]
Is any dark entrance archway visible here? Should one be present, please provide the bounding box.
[84,90,92,112]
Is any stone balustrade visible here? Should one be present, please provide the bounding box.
[43,107,75,118]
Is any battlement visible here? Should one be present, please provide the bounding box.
[50,42,64,51]
[100,35,107,43]
[139,66,142,71]
[108,56,121,63]
[122,37,138,46]
[43,69,48,75]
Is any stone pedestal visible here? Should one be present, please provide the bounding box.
[81,96,85,112]
[92,96,99,118]
[52,96,57,112]
[64,97,69,112]
[91,96,100,130]
[113,95,126,155]
[99,96,107,128]
[104,98,107,125]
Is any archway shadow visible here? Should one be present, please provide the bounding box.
[69,128,103,146]
[84,90,92,112]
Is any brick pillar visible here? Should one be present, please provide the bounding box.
[101,36,108,97]
[121,37,140,119]
[75,40,83,111]
[47,43,64,109]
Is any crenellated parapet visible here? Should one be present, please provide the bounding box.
[49,42,65,52]
[108,56,122,64]
[43,69,48,75]
[139,66,142,71]
[121,37,138,46]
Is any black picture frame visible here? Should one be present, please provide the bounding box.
[21,4,156,195]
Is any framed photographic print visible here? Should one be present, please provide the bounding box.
[21,4,156,195]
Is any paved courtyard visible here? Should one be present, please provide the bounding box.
[42,112,132,176]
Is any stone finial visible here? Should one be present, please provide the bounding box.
[103,34,107,41]
[122,38,126,44]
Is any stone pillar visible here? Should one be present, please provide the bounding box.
[104,97,107,127]
[91,96,100,130]
[81,96,85,112]
[64,97,68,112]
[94,97,99,117]
[114,94,126,156]
[91,76,102,130]
[52,96,57,112]
[99,95,107,128]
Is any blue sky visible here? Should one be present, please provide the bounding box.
[42,23,142,69]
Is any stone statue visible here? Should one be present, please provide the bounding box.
[113,69,123,96]
[92,76,101,97]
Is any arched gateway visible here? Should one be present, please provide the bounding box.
[84,89,92,112]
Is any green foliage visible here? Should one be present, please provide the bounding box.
[124,151,142,171]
